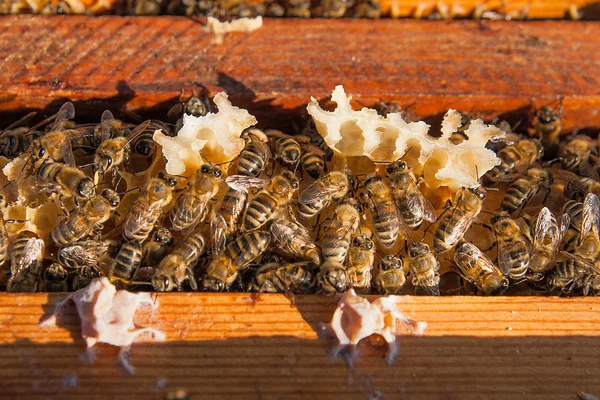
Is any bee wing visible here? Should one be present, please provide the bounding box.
[327,216,358,247]
[421,194,437,223]
[59,241,108,267]
[581,193,600,241]
[558,213,571,243]
[226,175,270,192]
[265,129,290,140]
[496,237,531,276]
[443,208,479,249]
[533,207,555,247]
[210,212,227,257]
[454,242,497,275]
[558,251,600,275]
[298,181,339,205]
[53,102,75,128]
[300,142,326,156]
[11,238,44,283]
[97,110,115,142]
[249,131,271,160]
[167,102,184,120]
[555,169,590,196]
[124,120,152,147]
[128,198,166,237]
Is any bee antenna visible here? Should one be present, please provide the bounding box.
[21,153,33,172]
[401,146,414,160]
[1,180,14,190]
[78,163,94,169]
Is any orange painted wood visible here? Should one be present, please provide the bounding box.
[0,17,599,134]
[1,292,599,399]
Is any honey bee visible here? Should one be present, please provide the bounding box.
[109,240,143,287]
[0,112,41,158]
[286,0,311,17]
[568,194,600,260]
[270,215,321,265]
[93,120,151,184]
[558,170,600,200]
[26,102,79,168]
[484,138,543,183]
[296,171,351,219]
[152,231,206,291]
[71,265,101,291]
[252,261,316,294]
[87,110,133,150]
[168,92,211,132]
[170,163,222,232]
[133,120,173,157]
[300,143,327,180]
[522,207,569,275]
[359,173,400,248]
[203,214,271,291]
[488,211,532,281]
[43,263,69,292]
[434,187,485,254]
[238,128,270,177]
[548,254,600,296]
[562,193,599,243]
[453,241,508,295]
[406,241,440,296]
[353,0,381,18]
[7,231,44,292]
[265,129,301,168]
[533,103,562,160]
[319,0,347,17]
[316,260,348,294]
[34,160,96,212]
[122,172,176,242]
[346,233,375,294]
[372,254,406,294]
[386,160,436,230]
[226,170,299,232]
[501,168,553,214]
[51,189,120,247]
[0,195,14,268]
[218,187,248,237]
[321,197,361,264]
[296,120,333,161]
[556,135,597,173]
[57,239,112,270]
[143,227,174,268]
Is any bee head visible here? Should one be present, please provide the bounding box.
[468,187,486,200]
[97,155,112,174]
[153,228,173,245]
[408,241,429,258]
[539,106,558,124]
[200,163,223,179]
[202,276,227,292]
[385,160,408,176]
[101,189,120,208]
[352,233,373,250]
[45,264,67,281]
[152,273,171,292]
[381,255,402,270]
[157,171,178,187]
[186,96,209,117]
[78,177,96,199]
[282,170,299,190]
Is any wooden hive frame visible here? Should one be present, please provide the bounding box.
[0,15,600,400]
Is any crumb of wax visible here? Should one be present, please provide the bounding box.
[205,16,263,44]
[40,277,165,374]
[327,289,427,364]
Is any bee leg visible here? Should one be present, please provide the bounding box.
[173,275,183,292]
[58,196,69,217]
[186,268,198,291]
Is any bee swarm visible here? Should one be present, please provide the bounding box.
[0,88,597,298]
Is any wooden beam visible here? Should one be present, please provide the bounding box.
[0,16,599,133]
[1,293,599,399]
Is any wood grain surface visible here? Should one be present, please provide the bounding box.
[1,292,599,399]
[1,17,600,133]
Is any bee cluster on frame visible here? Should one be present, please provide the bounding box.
[0,90,598,298]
